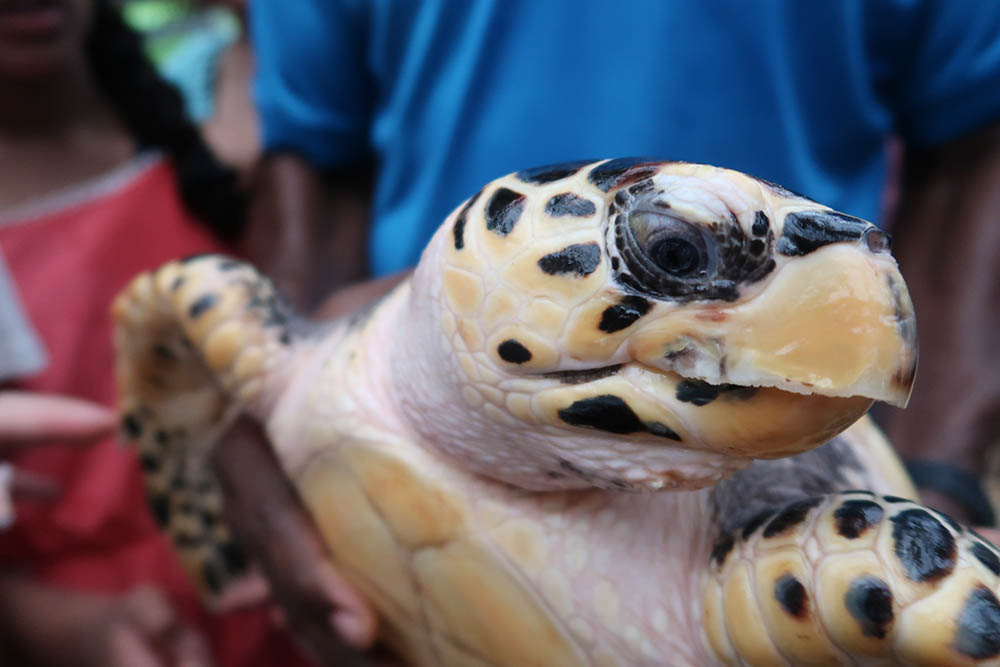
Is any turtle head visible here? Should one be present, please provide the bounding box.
[396,159,916,491]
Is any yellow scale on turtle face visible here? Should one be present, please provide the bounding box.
[110,159,999,666]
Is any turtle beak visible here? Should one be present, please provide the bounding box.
[629,226,918,408]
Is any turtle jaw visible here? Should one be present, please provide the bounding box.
[627,242,918,409]
[622,363,875,460]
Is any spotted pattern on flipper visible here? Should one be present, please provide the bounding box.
[833,499,884,539]
[112,255,299,605]
[762,497,823,538]
[774,574,808,618]
[890,508,956,582]
[844,574,894,638]
[973,542,1000,575]
[705,493,1000,665]
[954,586,1000,659]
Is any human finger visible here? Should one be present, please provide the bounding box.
[0,392,115,448]
[11,467,60,500]
[213,418,374,665]
[108,623,167,667]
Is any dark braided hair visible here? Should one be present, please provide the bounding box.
[84,0,246,240]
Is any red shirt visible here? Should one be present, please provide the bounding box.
[0,158,311,667]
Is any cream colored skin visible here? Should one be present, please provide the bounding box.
[113,160,991,666]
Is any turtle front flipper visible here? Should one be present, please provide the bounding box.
[702,492,1000,666]
[112,254,302,606]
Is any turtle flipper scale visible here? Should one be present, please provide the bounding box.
[704,492,1000,666]
[112,254,299,605]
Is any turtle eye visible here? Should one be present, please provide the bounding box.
[649,238,701,276]
[628,211,714,278]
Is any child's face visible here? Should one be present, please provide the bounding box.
[0,0,93,80]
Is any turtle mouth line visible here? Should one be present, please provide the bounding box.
[538,362,759,398]
[539,364,624,385]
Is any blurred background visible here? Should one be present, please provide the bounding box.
[0,1,998,665]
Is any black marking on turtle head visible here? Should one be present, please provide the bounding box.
[972,542,1000,575]
[646,421,681,441]
[883,495,910,503]
[537,243,601,276]
[954,586,1000,659]
[453,189,483,250]
[675,380,758,406]
[218,259,241,271]
[588,157,664,192]
[598,296,650,333]
[557,395,645,434]
[516,160,594,184]
[676,380,721,406]
[485,188,526,236]
[890,508,956,582]
[497,339,532,364]
[188,294,218,319]
[834,499,884,539]
[545,192,597,217]
[710,533,735,568]
[763,497,823,538]
[154,430,169,446]
[170,276,186,291]
[148,493,170,526]
[774,574,808,618]
[776,210,870,256]
[844,575,894,638]
[122,413,142,438]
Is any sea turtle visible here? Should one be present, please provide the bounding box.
[112,159,999,666]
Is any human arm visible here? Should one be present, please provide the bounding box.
[881,120,1000,522]
[242,154,372,311]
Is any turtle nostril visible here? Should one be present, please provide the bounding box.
[863,227,892,254]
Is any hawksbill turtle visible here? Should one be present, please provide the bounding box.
[113,159,1000,666]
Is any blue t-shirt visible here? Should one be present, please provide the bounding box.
[251,1,1000,276]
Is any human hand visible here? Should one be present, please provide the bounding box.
[212,418,379,667]
[0,391,116,526]
[0,578,213,667]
